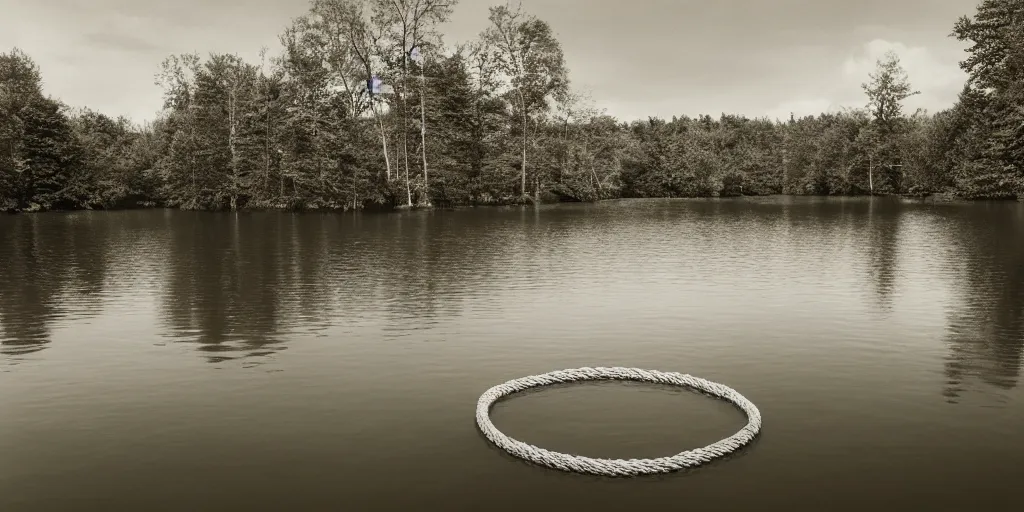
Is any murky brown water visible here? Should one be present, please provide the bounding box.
[1,197,1022,511]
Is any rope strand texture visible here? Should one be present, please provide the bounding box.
[476,367,762,477]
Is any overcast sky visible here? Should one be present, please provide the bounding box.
[1,0,980,124]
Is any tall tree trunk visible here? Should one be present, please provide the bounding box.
[560,118,570,183]
[189,108,198,209]
[228,88,238,211]
[869,155,874,195]
[419,66,430,206]
[402,55,412,207]
[371,99,392,181]
[520,89,527,197]
[264,89,271,198]
[586,139,602,193]
[781,147,788,194]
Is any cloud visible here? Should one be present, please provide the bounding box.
[839,38,966,113]
[841,39,964,87]
[765,38,967,119]
[81,31,164,54]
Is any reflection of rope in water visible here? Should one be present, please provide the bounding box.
[476,367,762,477]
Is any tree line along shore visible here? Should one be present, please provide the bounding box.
[1,0,1022,213]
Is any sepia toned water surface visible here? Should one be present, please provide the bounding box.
[1,197,1022,511]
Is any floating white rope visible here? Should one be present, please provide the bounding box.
[475,367,762,477]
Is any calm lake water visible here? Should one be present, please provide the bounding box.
[1,197,1022,511]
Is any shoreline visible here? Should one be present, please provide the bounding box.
[4,191,1020,215]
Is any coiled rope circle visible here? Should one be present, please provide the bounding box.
[476,367,762,477]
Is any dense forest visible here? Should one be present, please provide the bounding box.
[1,0,1022,213]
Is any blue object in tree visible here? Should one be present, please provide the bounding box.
[367,76,383,95]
